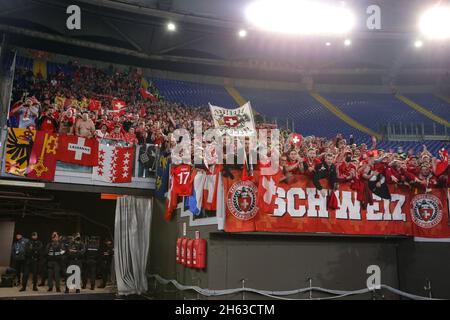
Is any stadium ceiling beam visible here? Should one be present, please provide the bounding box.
[1,24,447,76]
[154,36,206,55]
[75,0,236,29]
[156,0,173,11]
[0,3,36,16]
[74,0,413,40]
[101,18,145,52]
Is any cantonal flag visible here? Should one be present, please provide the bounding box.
[56,135,99,166]
[27,131,59,181]
[93,145,134,183]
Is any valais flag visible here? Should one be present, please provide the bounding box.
[56,135,99,166]
[93,145,134,183]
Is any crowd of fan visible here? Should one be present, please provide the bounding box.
[7,61,449,194]
[9,63,213,147]
[275,134,449,201]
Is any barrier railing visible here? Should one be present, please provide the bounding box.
[148,274,439,300]
[378,122,450,141]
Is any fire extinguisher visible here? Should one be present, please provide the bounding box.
[186,238,194,268]
[176,237,183,264]
[192,238,207,269]
[181,237,189,266]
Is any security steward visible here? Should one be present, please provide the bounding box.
[99,238,114,288]
[82,236,99,290]
[65,233,85,293]
[20,232,43,291]
[46,232,65,292]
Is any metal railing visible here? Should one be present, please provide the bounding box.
[378,122,450,141]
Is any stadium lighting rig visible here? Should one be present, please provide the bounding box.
[167,21,177,32]
[245,0,355,35]
[238,29,248,37]
[419,6,450,39]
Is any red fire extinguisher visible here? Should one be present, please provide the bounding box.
[181,237,188,266]
[186,238,194,268]
[192,238,207,269]
[176,237,183,264]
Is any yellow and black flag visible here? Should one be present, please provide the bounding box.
[5,128,36,176]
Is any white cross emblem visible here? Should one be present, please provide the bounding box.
[225,118,237,126]
[115,102,124,109]
[241,199,249,209]
[292,136,300,144]
[422,209,432,219]
[68,137,91,160]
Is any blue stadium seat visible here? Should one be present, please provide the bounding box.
[323,93,443,134]
[150,78,237,108]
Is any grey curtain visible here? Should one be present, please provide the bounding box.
[114,196,152,295]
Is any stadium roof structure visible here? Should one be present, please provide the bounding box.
[1,0,449,82]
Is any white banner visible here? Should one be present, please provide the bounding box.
[209,101,256,136]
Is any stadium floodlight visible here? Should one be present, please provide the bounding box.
[238,29,248,37]
[325,42,331,46]
[167,22,176,32]
[419,6,450,39]
[344,39,351,46]
[414,40,423,48]
[245,0,355,35]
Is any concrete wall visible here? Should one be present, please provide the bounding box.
[148,199,450,300]
[0,221,14,268]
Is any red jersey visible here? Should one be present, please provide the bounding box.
[171,164,193,197]
[40,116,57,133]
[337,161,356,180]
[285,160,301,175]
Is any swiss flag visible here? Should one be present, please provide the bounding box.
[56,135,99,166]
[140,88,158,102]
[288,133,303,148]
[112,98,126,111]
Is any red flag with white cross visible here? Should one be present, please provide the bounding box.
[111,98,126,111]
[56,135,99,166]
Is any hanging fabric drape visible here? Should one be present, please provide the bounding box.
[114,195,152,295]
